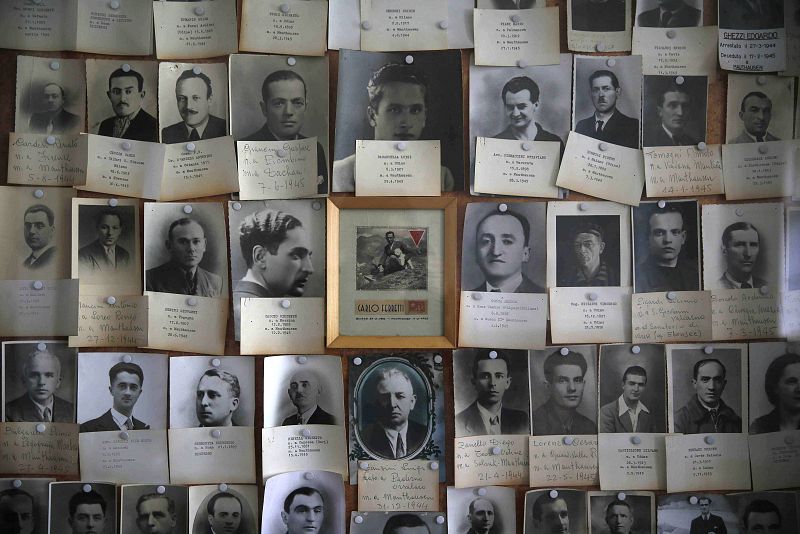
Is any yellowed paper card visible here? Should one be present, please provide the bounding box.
[711,288,781,340]
[632,291,712,343]
[355,140,441,197]
[0,0,76,51]
[665,433,751,492]
[237,139,319,199]
[549,287,632,344]
[643,145,724,197]
[633,26,718,75]
[0,422,79,476]
[74,0,153,56]
[748,430,800,491]
[153,0,238,59]
[360,0,448,51]
[161,136,239,201]
[145,292,227,355]
[722,141,796,200]
[454,435,529,488]
[529,435,598,487]
[473,137,561,198]
[7,133,86,187]
[598,433,666,491]
[473,8,560,67]
[240,297,325,355]
[358,460,439,512]
[82,134,165,199]
[69,295,148,348]
[458,291,547,350]
[556,132,645,206]
[567,0,631,52]
[79,429,168,484]
[780,291,800,340]
[168,427,256,485]
[0,279,79,337]
[261,425,348,481]
[240,0,328,56]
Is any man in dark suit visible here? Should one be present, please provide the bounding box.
[80,362,149,433]
[282,369,336,426]
[689,497,727,534]
[717,222,767,290]
[146,218,223,297]
[635,207,699,293]
[470,208,545,294]
[456,350,529,437]
[28,83,81,135]
[5,345,74,423]
[161,69,227,144]
[731,92,780,143]
[644,83,700,147]
[196,369,241,427]
[78,209,131,274]
[572,0,627,31]
[0,487,36,534]
[493,76,565,157]
[135,493,178,534]
[599,366,655,433]
[674,359,742,434]
[575,70,640,149]
[532,349,597,435]
[97,67,158,142]
[205,492,244,534]
[637,0,701,27]
[22,204,57,270]
[719,0,784,30]
[466,498,496,534]
[360,366,428,459]
[241,70,328,194]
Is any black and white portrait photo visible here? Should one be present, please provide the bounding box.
[571,0,627,32]
[555,214,623,287]
[657,493,738,534]
[788,207,800,291]
[49,482,117,534]
[158,62,228,144]
[729,491,800,533]
[588,492,654,534]
[0,478,52,534]
[635,0,702,27]
[667,344,746,434]
[332,49,463,193]
[228,199,325,340]
[447,486,516,534]
[632,200,700,293]
[598,344,666,434]
[748,342,800,435]
[169,356,255,429]
[75,202,138,284]
[453,349,530,438]
[77,353,167,433]
[529,346,598,436]
[144,202,228,298]
[86,59,159,142]
[188,485,258,534]
[523,489,587,534]
[573,55,642,150]
[262,355,344,428]
[261,471,345,534]
[355,227,428,291]
[719,0,784,30]
[461,202,546,294]
[725,74,795,144]
[229,54,329,194]
[120,484,188,534]
[351,512,446,534]
[642,75,708,147]
[2,341,76,423]
[15,56,85,136]
[477,0,538,7]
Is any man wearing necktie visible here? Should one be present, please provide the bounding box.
[27,82,81,135]
[22,204,57,271]
[716,222,767,290]
[673,358,742,434]
[78,209,132,275]
[644,82,701,147]
[161,69,227,144]
[80,361,150,433]
[574,70,640,149]
[281,369,336,426]
[5,345,74,423]
[97,67,158,142]
[636,0,701,27]
[731,92,780,144]
[689,497,728,534]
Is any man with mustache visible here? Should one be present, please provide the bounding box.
[5,345,74,423]
[281,487,324,534]
[0,488,35,534]
[532,349,597,435]
[281,369,336,426]
[98,67,158,142]
[161,69,227,144]
[717,222,767,290]
[635,207,699,293]
[22,204,57,270]
[560,222,618,287]
[644,83,699,147]
[80,362,149,433]
[136,493,178,534]
[195,369,241,427]
[67,489,107,534]
[574,70,639,149]
[78,209,131,273]
[599,366,654,433]
[674,358,741,434]
[28,82,81,135]
[530,492,572,534]
[731,92,780,143]
[493,76,564,156]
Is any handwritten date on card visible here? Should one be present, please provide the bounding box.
[529,435,598,487]
[454,435,529,488]
[358,460,439,512]
[0,423,79,476]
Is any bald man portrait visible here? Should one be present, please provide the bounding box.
[281,369,336,426]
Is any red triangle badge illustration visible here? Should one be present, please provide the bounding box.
[408,229,426,247]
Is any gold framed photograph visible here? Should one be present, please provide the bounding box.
[326,197,457,349]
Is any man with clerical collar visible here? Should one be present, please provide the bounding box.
[80,362,149,433]
[78,209,131,273]
[195,369,241,427]
[717,222,767,290]
[98,67,158,142]
[5,345,74,423]
[493,76,565,156]
[282,369,335,426]
[644,83,699,147]
[161,69,227,144]
[574,70,639,149]
[636,208,699,292]
[732,92,780,144]
[22,204,57,270]
[456,350,529,437]
[599,366,654,433]
[689,497,727,534]
[674,358,742,434]
[532,349,597,435]
[637,0,701,27]
[28,82,81,135]
[560,222,619,287]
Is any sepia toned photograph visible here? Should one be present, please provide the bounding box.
[555,214,622,287]
[332,49,463,193]
[355,227,428,291]
[350,512,447,534]
[2,341,76,424]
[656,493,738,533]
[635,0,702,27]
[0,477,53,534]
[748,341,800,435]
[74,201,139,287]
[453,349,530,438]
[15,55,85,136]
[49,482,117,534]
[729,490,800,533]
[169,355,255,429]
[667,344,747,434]
[529,346,598,436]
[120,484,188,534]
[719,0,784,30]
[261,471,345,534]
[642,75,708,147]
[262,355,344,428]
[588,491,654,534]
[523,488,587,534]
[188,485,258,534]
[632,200,700,293]
[447,486,516,534]
[725,74,795,144]
[461,202,546,294]
[158,62,229,144]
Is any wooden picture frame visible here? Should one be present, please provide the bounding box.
[326,197,457,349]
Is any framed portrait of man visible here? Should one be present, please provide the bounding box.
[350,511,447,534]
[261,471,345,534]
[523,488,587,534]
[188,485,259,534]
[119,484,188,534]
[0,477,54,534]
[446,486,516,534]
[588,491,654,534]
[656,493,738,533]
[158,62,229,144]
[642,75,708,148]
[48,482,117,534]
[15,55,85,136]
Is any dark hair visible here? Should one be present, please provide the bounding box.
[136,493,175,516]
[24,204,55,226]
[68,489,107,518]
[742,499,781,528]
[206,492,241,516]
[693,358,726,380]
[385,231,395,238]
[573,222,604,242]
[589,70,620,90]
[382,513,430,534]
[605,499,632,518]
[698,497,712,505]
[721,221,760,248]
[282,487,323,513]
[531,493,567,522]
[176,69,213,98]
[367,63,428,112]
[95,209,122,228]
[200,369,241,399]
[657,83,691,108]
[43,82,65,98]
[622,365,647,384]
[501,76,540,104]
[471,350,511,378]
[261,70,307,102]
[238,209,303,269]
[543,349,588,380]
[167,218,205,241]
[475,210,531,247]
[108,361,144,386]
[108,68,144,92]
[0,488,34,511]
[740,91,772,112]
[763,353,800,406]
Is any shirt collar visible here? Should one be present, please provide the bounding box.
[744,130,770,142]
[298,405,318,424]
[110,407,131,429]
[185,116,209,139]
[30,244,54,260]
[382,422,409,456]
[723,272,754,289]
[617,395,649,417]
[594,109,616,122]
[29,395,54,419]
[476,401,502,431]
[485,272,523,293]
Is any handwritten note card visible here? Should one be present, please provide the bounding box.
[237,139,319,199]
[459,291,547,350]
[643,145,724,197]
[454,435,529,488]
[0,423,79,476]
[632,291,712,343]
[358,460,439,512]
[473,137,561,198]
[711,288,781,340]
[7,133,86,186]
[528,435,598,488]
[69,295,147,348]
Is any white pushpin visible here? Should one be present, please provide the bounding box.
[617,492,626,500]
[433,354,443,364]
[511,14,521,23]
[658,200,666,208]
[194,6,205,15]
[301,428,312,438]
[578,202,588,211]
[37,343,47,351]
[477,487,487,496]
[83,484,92,493]
[436,516,445,525]
[354,516,364,524]
[36,423,46,433]
[359,461,369,470]
[498,203,508,212]
[606,58,616,67]
[472,292,482,300]
[232,202,242,211]
[521,142,531,151]
[280,3,290,13]
[280,299,291,309]
[108,198,119,207]
[192,66,202,75]
[12,480,22,488]
[122,63,131,72]
[361,21,372,30]
[491,446,501,455]
[157,486,166,494]
[34,189,44,199]
[211,358,221,367]
[287,57,297,67]
[277,148,288,158]
[560,347,569,356]
[119,431,129,440]
[211,429,222,438]
[122,141,132,151]
[404,55,414,65]
[304,472,315,480]
[218,483,229,492]
[667,291,677,301]
[549,489,559,499]
[438,20,449,29]
[689,496,699,505]
[489,350,498,359]
[122,354,133,363]
[675,75,685,85]
[563,436,574,445]
[630,435,641,445]
[109,0,120,9]
[396,141,407,151]
[32,281,44,290]
[297,355,308,364]
[759,285,769,295]
[756,75,767,85]
[758,145,769,155]
[587,293,597,301]
[187,296,198,306]
[353,357,362,365]
[735,207,744,217]
[666,30,676,38]
[516,59,527,68]
[595,43,606,52]
[49,60,60,71]
[183,205,193,214]
[696,141,707,151]
[46,135,56,145]
[631,345,641,354]
[429,461,439,470]
[106,296,117,305]
[703,346,714,355]
[312,201,322,211]
[704,435,715,445]
[599,142,609,151]
[186,142,196,152]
